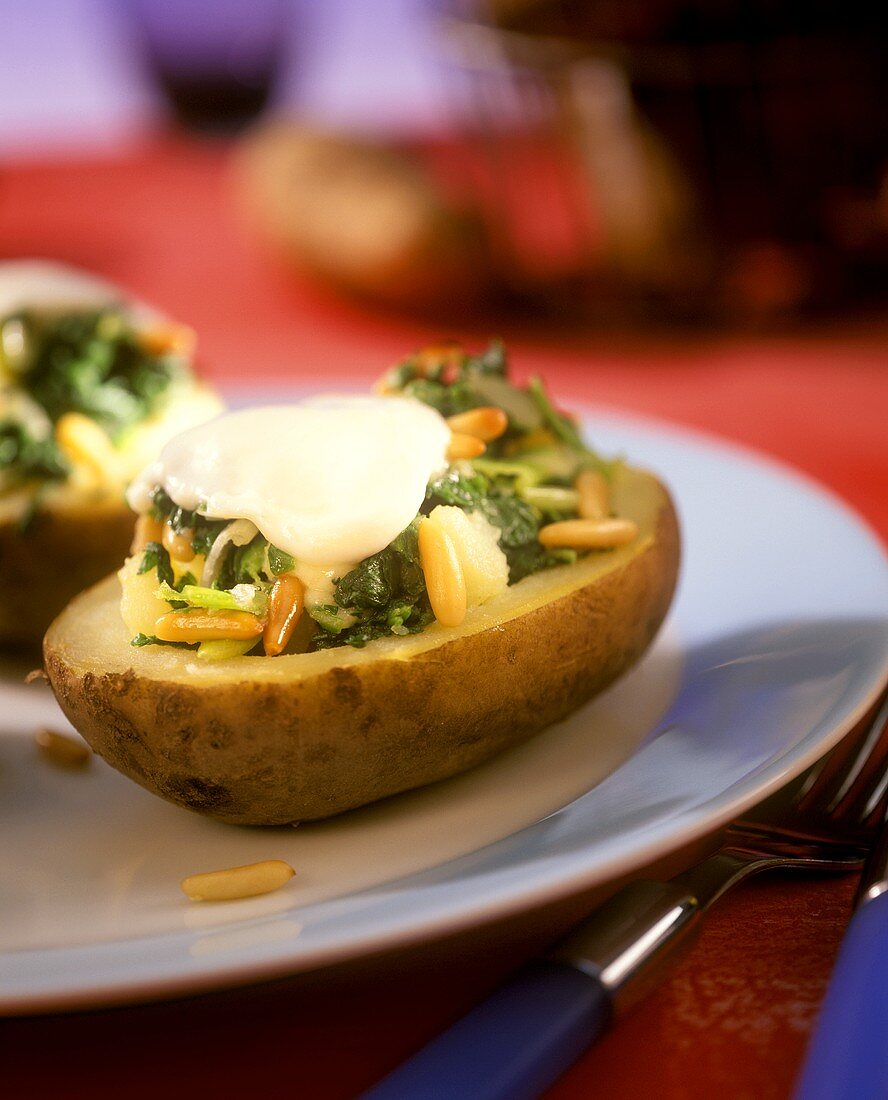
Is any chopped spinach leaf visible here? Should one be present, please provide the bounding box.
[9,308,185,442]
[268,545,295,576]
[234,536,267,585]
[425,468,488,510]
[315,521,431,649]
[0,419,69,483]
[527,376,586,451]
[138,541,174,587]
[131,633,196,650]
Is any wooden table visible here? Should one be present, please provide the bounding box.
[2,137,886,1099]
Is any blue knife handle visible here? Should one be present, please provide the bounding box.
[362,961,610,1100]
[794,890,888,1100]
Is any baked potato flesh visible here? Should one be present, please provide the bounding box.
[45,465,679,824]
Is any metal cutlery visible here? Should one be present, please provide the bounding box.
[364,688,888,1100]
[794,690,888,1100]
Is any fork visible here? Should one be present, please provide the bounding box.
[364,687,888,1100]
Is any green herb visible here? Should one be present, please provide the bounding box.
[9,307,185,441]
[464,338,507,376]
[471,457,541,492]
[425,469,548,583]
[308,604,351,634]
[138,541,174,587]
[402,377,477,417]
[479,491,539,549]
[156,580,267,617]
[312,521,430,649]
[268,545,295,575]
[234,537,267,585]
[0,419,69,483]
[527,376,586,451]
[519,485,579,516]
[192,526,222,557]
[149,487,226,558]
[130,633,195,649]
[425,468,488,510]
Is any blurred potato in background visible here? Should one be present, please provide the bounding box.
[234,123,491,312]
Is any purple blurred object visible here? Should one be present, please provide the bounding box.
[125,0,290,130]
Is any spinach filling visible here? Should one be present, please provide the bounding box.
[134,341,614,654]
[313,522,434,649]
[0,307,187,488]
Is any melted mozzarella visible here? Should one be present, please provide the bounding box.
[128,397,451,566]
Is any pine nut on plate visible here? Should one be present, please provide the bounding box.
[34,727,91,769]
[446,406,508,442]
[575,469,610,520]
[418,518,467,628]
[446,432,486,461]
[180,860,295,902]
[539,517,639,550]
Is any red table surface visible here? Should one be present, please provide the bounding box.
[2,138,886,1100]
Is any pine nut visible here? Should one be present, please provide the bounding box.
[446,432,486,461]
[154,608,264,642]
[575,469,610,520]
[180,860,295,902]
[415,339,464,378]
[55,412,118,481]
[418,517,467,628]
[138,322,196,359]
[539,518,639,549]
[263,575,305,656]
[131,514,163,554]
[373,340,465,393]
[34,727,91,769]
[446,406,508,442]
[162,521,195,562]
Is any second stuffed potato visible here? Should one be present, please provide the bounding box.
[0,260,222,643]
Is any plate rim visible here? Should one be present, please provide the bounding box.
[3,400,887,1014]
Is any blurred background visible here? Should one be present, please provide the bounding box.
[2,0,887,331]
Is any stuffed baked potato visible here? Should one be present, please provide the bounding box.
[0,261,222,643]
[45,341,679,823]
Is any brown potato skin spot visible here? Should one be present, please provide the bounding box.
[44,488,679,825]
[0,506,134,647]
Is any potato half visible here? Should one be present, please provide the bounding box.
[44,465,679,825]
[0,378,223,646]
[0,496,135,647]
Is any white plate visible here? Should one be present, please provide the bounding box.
[2,407,887,1014]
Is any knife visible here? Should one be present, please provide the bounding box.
[793,808,888,1100]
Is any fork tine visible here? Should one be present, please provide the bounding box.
[834,692,888,823]
[796,689,888,821]
[855,762,888,828]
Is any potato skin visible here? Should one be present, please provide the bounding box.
[0,504,134,647]
[45,478,679,825]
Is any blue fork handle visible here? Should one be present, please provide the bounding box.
[362,961,610,1100]
[794,890,888,1100]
